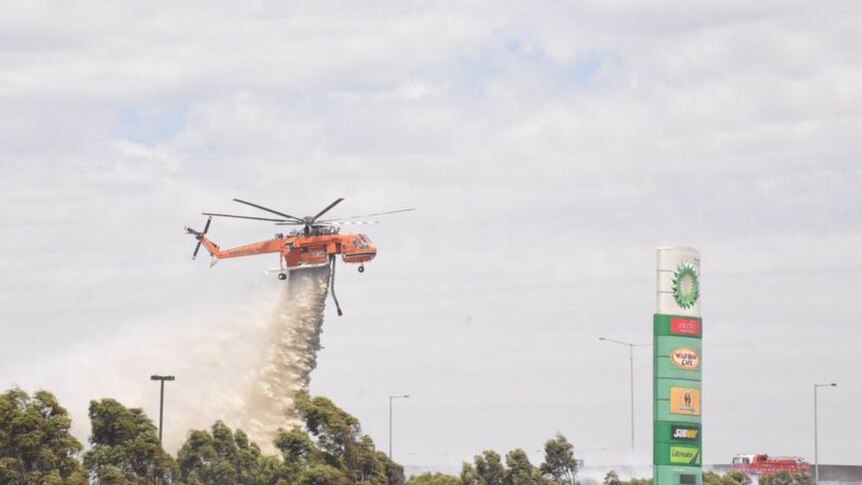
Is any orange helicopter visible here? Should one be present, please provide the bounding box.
[185,197,413,316]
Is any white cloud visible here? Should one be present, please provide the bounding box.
[1,0,861,469]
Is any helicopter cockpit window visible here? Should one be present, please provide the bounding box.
[351,235,371,249]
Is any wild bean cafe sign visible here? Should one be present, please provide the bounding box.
[671,348,700,370]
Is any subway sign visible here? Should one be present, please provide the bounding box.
[671,424,700,442]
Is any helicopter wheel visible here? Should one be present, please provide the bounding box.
[358,265,365,273]
[278,273,287,280]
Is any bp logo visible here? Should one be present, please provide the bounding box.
[672,263,700,309]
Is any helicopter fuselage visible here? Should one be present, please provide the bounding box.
[196,231,377,271]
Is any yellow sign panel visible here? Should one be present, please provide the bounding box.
[670,388,701,415]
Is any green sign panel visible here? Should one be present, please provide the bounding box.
[654,441,703,466]
[670,446,701,465]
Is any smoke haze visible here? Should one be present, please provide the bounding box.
[27,266,332,454]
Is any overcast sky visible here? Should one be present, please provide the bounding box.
[1,0,861,474]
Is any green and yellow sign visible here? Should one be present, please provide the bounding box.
[670,446,701,465]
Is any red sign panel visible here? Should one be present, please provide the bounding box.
[671,317,702,337]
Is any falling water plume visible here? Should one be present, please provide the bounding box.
[239,265,331,449]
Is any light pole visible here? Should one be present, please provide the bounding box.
[150,375,175,444]
[814,382,837,485]
[598,337,651,453]
[389,394,409,460]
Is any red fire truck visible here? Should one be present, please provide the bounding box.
[732,454,811,475]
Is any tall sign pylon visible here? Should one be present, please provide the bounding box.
[654,248,702,485]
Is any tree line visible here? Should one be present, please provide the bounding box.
[0,387,812,485]
[0,387,577,485]
[0,387,403,485]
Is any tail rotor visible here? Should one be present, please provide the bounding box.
[186,217,212,260]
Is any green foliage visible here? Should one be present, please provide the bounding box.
[704,470,752,485]
[296,463,352,485]
[703,471,721,485]
[297,393,360,458]
[597,471,652,485]
[458,433,590,485]
[83,398,177,484]
[0,386,620,485]
[0,386,594,485]
[274,427,315,483]
[407,472,462,485]
[174,394,406,485]
[504,449,544,485]
[476,450,506,485]
[461,450,506,485]
[176,421,266,485]
[462,448,554,485]
[0,387,414,485]
[377,451,406,485]
[255,455,287,485]
[295,393,392,485]
[462,460,481,485]
[625,478,652,485]
[0,388,86,485]
[758,472,812,485]
[724,471,752,485]
[539,433,578,485]
[603,471,621,485]
[178,412,405,485]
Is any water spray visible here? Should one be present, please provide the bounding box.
[239,266,331,449]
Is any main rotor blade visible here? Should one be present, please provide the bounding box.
[320,208,415,222]
[310,197,345,223]
[232,198,304,222]
[202,212,290,223]
[274,220,377,226]
[330,220,379,226]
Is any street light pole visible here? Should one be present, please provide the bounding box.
[389,394,410,460]
[814,383,837,485]
[150,375,175,444]
[598,337,651,453]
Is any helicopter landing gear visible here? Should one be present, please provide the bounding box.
[358,264,365,273]
[277,272,287,280]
